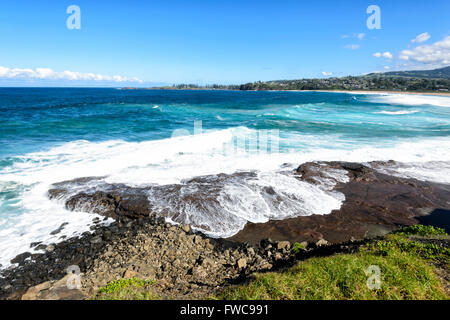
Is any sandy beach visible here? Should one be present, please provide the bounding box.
[297,90,450,97]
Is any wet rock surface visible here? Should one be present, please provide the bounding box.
[229,161,450,244]
[48,179,151,220]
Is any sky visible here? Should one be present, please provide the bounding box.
[0,0,449,86]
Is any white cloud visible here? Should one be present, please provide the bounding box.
[321,71,333,76]
[372,52,392,59]
[0,66,143,83]
[382,52,393,59]
[399,36,450,66]
[342,33,365,40]
[411,32,430,43]
[345,44,360,50]
[399,51,413,61]
[384,66,391,70]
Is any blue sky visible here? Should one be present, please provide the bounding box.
[0,0,449,86]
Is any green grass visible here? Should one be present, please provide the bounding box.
[393,225,447,237]
[292,242,306,254]
[94,277,159,300]
[370,235,449,263]
[217,226,449,300]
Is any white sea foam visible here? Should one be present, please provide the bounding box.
[373,161,450,185]
[0,183,113,269]
[146,169,347,238]
[374,110,419,115]
[363,94,450,108]
[1,127,450,267]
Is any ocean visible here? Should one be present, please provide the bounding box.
[1,88,449,267]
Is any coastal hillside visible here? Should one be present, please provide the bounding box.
[235,66,450,92]
[149,66,450,92]
[367,66,450,79]
[237,75,450,92]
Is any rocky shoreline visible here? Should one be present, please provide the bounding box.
[1,160,449,300]
[0,214,327,300]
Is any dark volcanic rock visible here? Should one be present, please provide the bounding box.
[47,172,260,227]
[48,182,152,220]
[229,161,450,245]
[50,222,69,235]
[10,252,32,265]
[65,192,119,218]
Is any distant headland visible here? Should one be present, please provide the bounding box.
[123,66,450,94]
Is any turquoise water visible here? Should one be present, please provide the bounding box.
[1,88,450,267]
[1,89,449,157]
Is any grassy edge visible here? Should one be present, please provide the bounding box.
[93,277,160,300]
[92,225,450,300]
[216,226,449,300]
